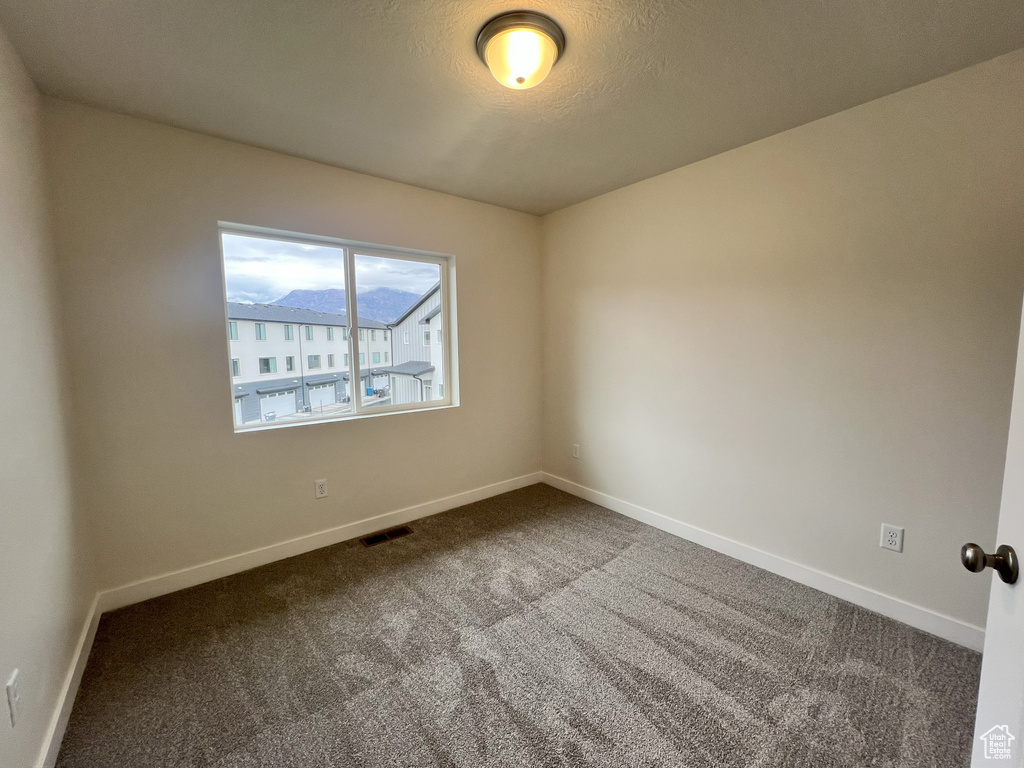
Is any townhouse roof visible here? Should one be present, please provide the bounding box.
[388,282,441,328]
[381,361,435,377]
[418,306,441,324]
[227,302,388,329]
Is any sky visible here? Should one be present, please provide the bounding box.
[221,232,440,304]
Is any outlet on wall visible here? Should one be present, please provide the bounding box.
[880,524,904,553]
[314,479,328,499]
[6,669,19,728]
[572,443,580,459]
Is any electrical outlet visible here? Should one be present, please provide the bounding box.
[314,479,328,499]
[880,524,904,553]
[6,669,19,728]
[572,443,580,459]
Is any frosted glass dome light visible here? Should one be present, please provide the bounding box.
[476,12,565,90]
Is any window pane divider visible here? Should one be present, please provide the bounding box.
[343,246,362,415]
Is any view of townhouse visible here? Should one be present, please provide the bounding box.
[221,230,452,429]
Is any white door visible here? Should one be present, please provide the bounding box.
[233,398,243,425]
[971,306,1024,766]
[260,390,296,420]
[309,383,335,409]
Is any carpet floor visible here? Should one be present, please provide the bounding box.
[56,484,981,767]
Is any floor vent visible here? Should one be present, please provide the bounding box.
[360,525,413,547]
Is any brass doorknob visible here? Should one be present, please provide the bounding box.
[961,543,1019,585]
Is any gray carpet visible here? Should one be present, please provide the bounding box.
[56,484,980,767]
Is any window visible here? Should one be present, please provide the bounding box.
[221,227,456,430]
[423,330,431,345]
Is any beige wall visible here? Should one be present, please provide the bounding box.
[43,100,544,591]
[541,51,1024,629]
[0,28,94,768]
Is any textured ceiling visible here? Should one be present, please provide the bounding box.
[0,0,1020,215]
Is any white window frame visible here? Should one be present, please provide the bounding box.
[219,224,457,432]
[229,321,238,340]
[308,354,322,370]
[304,325,314,341]
[328,354,336,368]
[258,356,277,375]
[286,356,295,372]
[327,327,334,341]
[231,358,241,377]
[284,324,294,341]
[255,323,267,340]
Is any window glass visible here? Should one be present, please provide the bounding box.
[221,228,455,430]
[352,252,446,409]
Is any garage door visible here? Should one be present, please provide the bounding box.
[260,390,297,421]
[309,383,336,409]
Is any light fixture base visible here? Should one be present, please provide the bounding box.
[475,11,566,65]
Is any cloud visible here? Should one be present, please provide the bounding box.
[222,233,440,303]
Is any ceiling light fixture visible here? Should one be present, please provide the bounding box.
[476,11,565,90]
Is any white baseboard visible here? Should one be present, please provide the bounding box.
[36,594,101,768]
[542,473,985,652]
[98,472,544,613]
[37,471,543,766]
